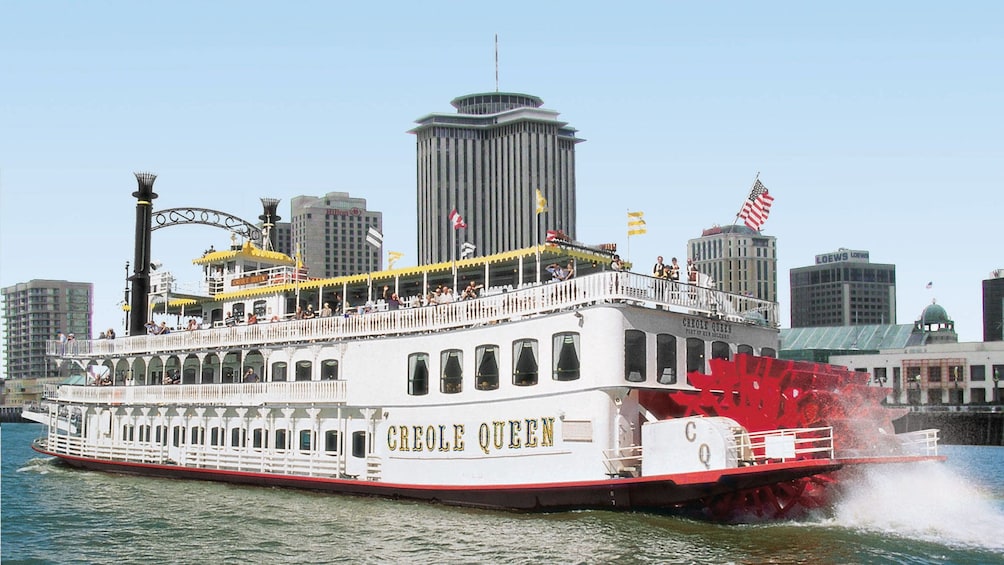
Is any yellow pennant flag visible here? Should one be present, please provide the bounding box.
[388,251,404,269]
[627,211,647,236]
[535,189,548,215]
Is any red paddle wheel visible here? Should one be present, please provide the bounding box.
[639,354,905,521]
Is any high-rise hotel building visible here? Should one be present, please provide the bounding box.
[411,92,583,264]
[2,279,92,379]
[688,225,778,303]
[789,248,896,328]
[289,192,383,278]
[984,268,1004,342]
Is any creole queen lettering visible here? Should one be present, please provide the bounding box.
[386,417,555,455]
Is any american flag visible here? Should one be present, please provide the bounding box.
[738,179,774,231]
[448,209,467,230]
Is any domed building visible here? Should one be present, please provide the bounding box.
[912,300,958,345]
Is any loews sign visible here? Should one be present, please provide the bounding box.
[815,249,869,264]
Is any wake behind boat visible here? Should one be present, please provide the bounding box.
[25,232,941,519]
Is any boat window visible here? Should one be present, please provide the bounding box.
[656,333,677,385]
[553,332,581,381]
[737,344,754,356]
[231,428,246,448]
[172,426,186,448]
[512,339,539,386]
[233,303,245,322]
[760,347,776,358]
[272,361,288,382]
[139,425,151,443]
[408,353,430,396]
[324,430,342,454]
[624,330,646,382]
[475,345,500,391]
[299,430,314,452]
[712,341,731,361]
[155,425,168,446]
[122,425,135,442]
[210,427,223,447]
[190,427,205,446]
[441,349,463,393]
[252,428,268,449]
[275,429,289,451]
[686,338,705,373]
[322,359,339,380]
[352,431,366,458]
[253,299,267,317]
[295,360,312,381]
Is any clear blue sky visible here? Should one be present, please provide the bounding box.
[2,2,1001,373]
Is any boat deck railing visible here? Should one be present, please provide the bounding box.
[894,428,941,457]
[48,271,778,360]
[603,425,835,476]
[46,380,347,406]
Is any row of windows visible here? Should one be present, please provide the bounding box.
[121,424,367,458]
[403,332,776,396]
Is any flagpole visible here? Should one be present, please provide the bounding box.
[626,208,630,265]
[451,222,457,290]
[535,204,541,284]
[734,171,761,226]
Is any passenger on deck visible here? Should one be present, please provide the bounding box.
[224,311,238,327]
[145,321,159,334]
[320,302,333,317]
[243,367,259,383]
[106,328,116,339]
[668,257,681,282]
[158,322,171,335]
[186,318,199,331]
[387,293,401,310]
[547,263,570,281]
[303,304,316,319]
[268,308,280,323]
[653,256,667,278]
[610,255,624,272]
[246,313,258,325]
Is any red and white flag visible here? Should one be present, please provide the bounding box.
[449,209,467,229]
[738,179,775,231]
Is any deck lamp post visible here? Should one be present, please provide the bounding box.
[994,368,1000,404]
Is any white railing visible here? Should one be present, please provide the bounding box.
[49,272,779,360]
[895,428,941,457]
[54,380,347,406]
[602,426,835,476]
[37,436,348,479]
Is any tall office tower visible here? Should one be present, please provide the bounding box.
[984,268,1004,342]
[789,248,897,328]
[411,92,584,264]
[2,280,92,379]
[688,225,778,303]
[289,192,383,278]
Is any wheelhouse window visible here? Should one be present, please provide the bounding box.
[761,347,777,358]
[686,338,705,373]
[512,339,539,386]
[441,349,463,393]
[408,353,430,396]
[475,345,500,391]
[295,360,312,381]
[321,359,339,380]
[711,341,731,361]
[272,361,288,382]
[553,332,581,381]
[656,333,677,385]
[624,330,646,383]
[737,344,754,356]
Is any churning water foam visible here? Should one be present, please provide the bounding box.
[829,460,1004,552]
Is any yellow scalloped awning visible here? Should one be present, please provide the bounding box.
[192,241,295,266]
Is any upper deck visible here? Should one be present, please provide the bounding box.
[50,271,778,360]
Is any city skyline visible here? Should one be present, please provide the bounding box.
[2,2,1001,379]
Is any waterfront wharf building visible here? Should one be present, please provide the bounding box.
[2,279,92,379]
[688,225,777,303]
[411,92,584,264]
[290,192,383,278]
[985,268,1004,342]
[790,248,896,328]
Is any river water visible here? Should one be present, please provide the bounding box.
[3,423,1003,564]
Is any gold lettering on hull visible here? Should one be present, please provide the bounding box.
[387,417,555,456]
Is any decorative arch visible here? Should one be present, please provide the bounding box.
[151,207,262,242]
